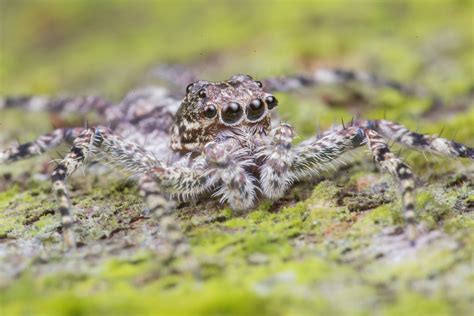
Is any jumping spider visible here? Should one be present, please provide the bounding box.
[1,69,473,259]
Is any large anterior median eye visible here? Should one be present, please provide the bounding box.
[246,99,265,121]
[203,104,217,118]
[221,102,243,124]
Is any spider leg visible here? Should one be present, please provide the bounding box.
[138,175,197,266]
[203,140,257,210]
[150,139,258,210]
[260,123,361,200]
[0,127,84,164]
[52,126,165,247]
[1,95,112,116]
[364,129,417,242]
[51,126,218,248]
[151,64,199,91]
[258,123,296,199]
[261,68,422,97]
[317,119,473,159]
[365,120,474,159]
[260,126,417,242]
[51,128,98,248]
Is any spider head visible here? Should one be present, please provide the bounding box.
[170,74,278,152]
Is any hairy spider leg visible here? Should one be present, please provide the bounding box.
[316,119,474,159]
[261,68,429,98]
[50,126,225,253]
[151,64,199,90]
[203,140,258,210]
[259,125,417,242]
[258,123,296,200]
[365,120,474,159]
[138,174,198,269]
[261,119,472,242]
[1,95,112,116]
[150,64,423,98]
[0,127,85,164]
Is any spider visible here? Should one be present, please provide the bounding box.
[1,68,473,260]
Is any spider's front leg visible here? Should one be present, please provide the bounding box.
[51,127,165,248]
[51,126,222,250]
[203,140,258,211]
[51,129,97,248]
[260,125,417,242]
[258,123,296,199]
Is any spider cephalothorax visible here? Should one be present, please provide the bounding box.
[170,74,276,153]
[1,67,473,259]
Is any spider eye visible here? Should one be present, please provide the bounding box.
[198,89,207,98]
[246,99,265,121]
[203,104,217,119]
[265,95,278,109]
[255,81,263,88]
[221,102,243,124]
[186,83,194,93]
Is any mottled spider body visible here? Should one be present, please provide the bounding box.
[1,68,473,260]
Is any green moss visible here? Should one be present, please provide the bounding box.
[416,191,434,209]
[466,195,474,204]
[382,293,453,316]
[311,181,340,201]
[351,203,397,231]
[101,256,154,281]
[424,108,474,144]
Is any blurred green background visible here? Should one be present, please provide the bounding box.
[2,0,473,99]
[1,1,474,316]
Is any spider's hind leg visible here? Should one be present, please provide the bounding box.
[1,95,112,116]
[261,126,418,243]
[261,69,419,97]
[51,128,97,248]
[0,127,84,164]
[150,64,198,91]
